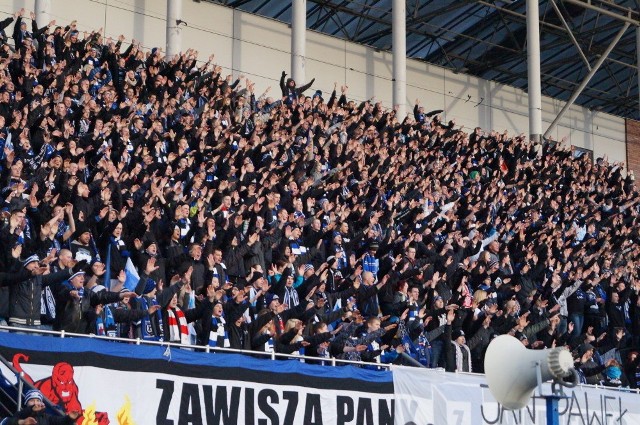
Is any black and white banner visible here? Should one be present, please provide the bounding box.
[1,334,639,425]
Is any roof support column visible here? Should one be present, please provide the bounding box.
[166,0,182,60]
[544,22,629,139]
[34,0,51,28]
[392,0,407,119]
[291,0,306,85]
[526,0,542,144]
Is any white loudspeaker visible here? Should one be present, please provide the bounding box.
[484,335,574,410]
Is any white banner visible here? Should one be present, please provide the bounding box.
[393,366,640,425]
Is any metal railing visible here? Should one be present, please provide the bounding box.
[4,325,639,395]
[0,325,395,370]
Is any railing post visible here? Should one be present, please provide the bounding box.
[17,372,24,408]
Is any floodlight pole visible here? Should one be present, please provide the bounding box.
[291,0,307,85]
[34,0,51,28]
[526,0,542,144]
[166,0,182,60]
[392,0,407,119]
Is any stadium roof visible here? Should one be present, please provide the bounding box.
[205,0,640,120]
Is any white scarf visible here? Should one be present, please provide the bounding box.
[452,341,472,372]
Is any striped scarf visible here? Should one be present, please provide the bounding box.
[283,285,299,308]
[208,316,230,348]
[166,308,189,345]
[452,341,472,372]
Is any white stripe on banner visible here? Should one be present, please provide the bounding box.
[392,365,436,424]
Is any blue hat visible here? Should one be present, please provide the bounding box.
[485,298,497,307]
[605,365,622,380]
[265,293,279,306]
[143,278,156,295]
[24,389,44,405]
[69,270,86,281]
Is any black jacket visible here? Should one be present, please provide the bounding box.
[8,269,72,326]
[6,407,75,425]
[54,285,122,333]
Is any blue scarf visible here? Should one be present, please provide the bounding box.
[139,297,163,341]
[96,305,116,337]
[208,316,230,348]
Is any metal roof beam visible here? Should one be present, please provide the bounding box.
[544,22,630,138]
[561,0,640,26]
[549,0,591,70]
[227,0,253,7]
[474,0,565,33]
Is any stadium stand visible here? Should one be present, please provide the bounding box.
[0,6,639,400]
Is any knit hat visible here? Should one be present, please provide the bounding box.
[248,272,263,285]
[304,264,315,273]
[142,278,156,295]
[23,255,39,268]
[265,293,279,306]
[144,240,157,250]
[69,270,86,281]
[24,389,44,405]
[452,329,465,340]
[74,223,91,239]
[578,343,595,357]
[605,365,622,380]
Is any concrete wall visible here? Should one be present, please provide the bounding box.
[3,0,627,163]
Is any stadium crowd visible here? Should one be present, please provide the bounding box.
[1,8,640,390]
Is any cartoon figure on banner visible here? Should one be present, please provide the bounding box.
[12,354,110,425]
